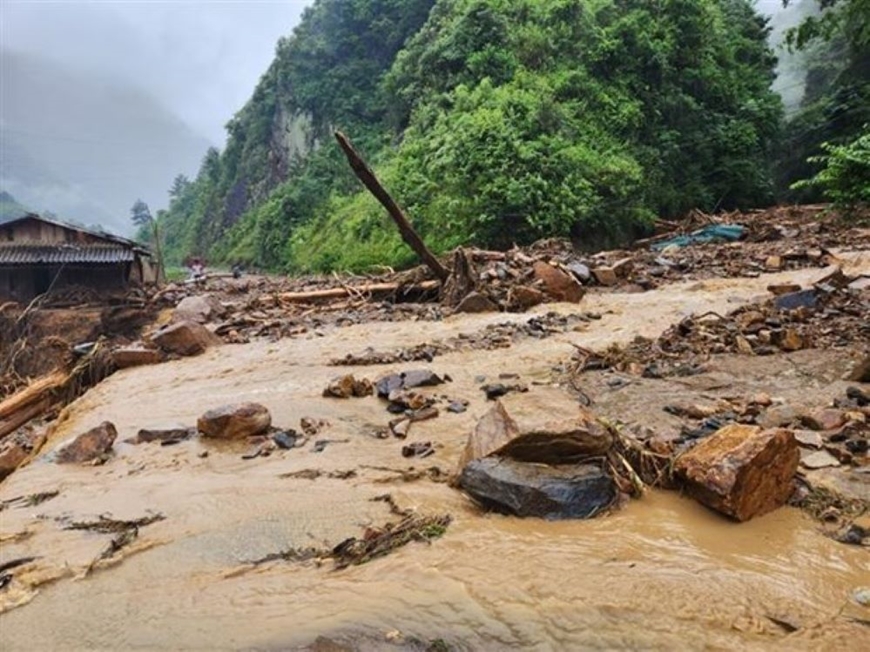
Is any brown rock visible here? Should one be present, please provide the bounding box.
[0,430,46,479]
[735,335,755,355]
[674,424,799,521]
[508,286,545,311]
[592,266,618,286]
[793,430,824,449]
[113,345,163,369]
[772,328,804,352]
[129,426,196,444]
[759,405,800,428]
[323,374,373,398]
[767,283,801,296]
[611,257,634,278]
[765,255,783,270]
[197,403,271,439]
[173,294,225,324]
[456,402,611,472]
[455,291,499,313]
[800,409,846,432]
[800,450,841,469]
[152,320,220,356]
[847,355,870,383]
[532,261,585,302]
[55,421,117,464]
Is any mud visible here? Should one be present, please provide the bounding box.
[1,261,869,649]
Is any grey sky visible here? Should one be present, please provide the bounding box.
[1,0,311,145]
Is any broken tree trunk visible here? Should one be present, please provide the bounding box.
[334,131,449,282]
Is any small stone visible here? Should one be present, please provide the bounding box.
[853,588,870,607]
[592,266,618,286]
[55,421,117,464]
[113,345,162,369]
[735,335,755,355]
[773,328,804,352]
[801,409,846,432]
[455,291,499,313]
[130,426,195,444]
[197,403,271,439]
[508,285,545,311]
[323,375,373,398]
[532,261,585,302]
[566,262,592,283]
[0,430,46,479]
[765,255,782,270]
[375,369,444,398]
[847,355,870,383]
[759,405,800,429]
[173,294,225,324]
[793,430,824,449]
[774,290,817,311]
[152,320,220,356]
[801,450,841,469]
[611,257,634,278]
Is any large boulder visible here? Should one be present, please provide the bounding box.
[533,261,585,303]
[197,403,272,439]
[458,457,616,519]
[55,421,117,464]
[173,294,225,324]
[674,424,799,521]
[457,402,612,471]
[152,320,220,356]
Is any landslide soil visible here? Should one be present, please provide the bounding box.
[1,258,869,651]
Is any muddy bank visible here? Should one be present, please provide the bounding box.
[1,261,868,650]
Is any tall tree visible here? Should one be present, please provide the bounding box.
[130,199,165,283]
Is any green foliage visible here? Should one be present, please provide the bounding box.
[160,0,787,273]
[791,126,870,210]
[778,0,870,201]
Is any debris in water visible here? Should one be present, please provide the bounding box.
[0,490,59,511]
[63,513,165,534]
[402,442,434,458]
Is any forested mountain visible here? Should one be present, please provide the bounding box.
[156,0,865,273]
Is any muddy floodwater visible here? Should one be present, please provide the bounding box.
[1,262,869,650]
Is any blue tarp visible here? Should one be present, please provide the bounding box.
[651,224,746,251]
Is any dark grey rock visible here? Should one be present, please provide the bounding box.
[375,369,444,398]
[458,457,616,519]
[774,289,817,311]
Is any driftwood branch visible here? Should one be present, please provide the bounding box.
[334,131,449,282]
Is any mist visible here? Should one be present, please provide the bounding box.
[0,1,308,233]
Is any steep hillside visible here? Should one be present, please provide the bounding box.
[160,0,789,272]
[0,50,212,234]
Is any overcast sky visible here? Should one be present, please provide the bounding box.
[1,0,311,145]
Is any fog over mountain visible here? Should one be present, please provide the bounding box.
[0,1,307,233]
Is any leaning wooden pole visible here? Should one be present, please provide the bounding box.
[334,131,450,282]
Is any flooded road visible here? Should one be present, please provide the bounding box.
[1,263,868,650]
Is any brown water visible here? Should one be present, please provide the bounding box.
[1,263,869,650]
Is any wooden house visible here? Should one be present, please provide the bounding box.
[0,214,157,303]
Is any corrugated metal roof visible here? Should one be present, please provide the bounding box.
[0,243,136,265]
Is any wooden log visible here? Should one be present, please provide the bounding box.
[334,131,450,282]
[277,280,439,303]
[0,397,53,440]
[0,370,67,420]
